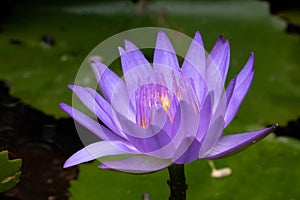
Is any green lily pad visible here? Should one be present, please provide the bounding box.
[0,151,22,192]
[68,135,300,199]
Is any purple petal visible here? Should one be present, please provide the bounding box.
[64,141,138,168]
[225,76,237,106]
[202,125,277,159]
[196,94,212,142]
[205,59,225,111]
[114,108,173,153]
[100,155,172,173]
[90,59,134,120]
[154,30,180,71]
[90,59,126,103]
[199,116,224,157]
[120,40,153,74]
[119,42,154,108]
[209,35,225,58]
[171,101,201,163]
[207,39,230,84]
[59,103,125,142]
[148,101,198,160]
[236,53,254,85]
[182,32,208,104]
[68,85,120,135]
[173,138,201,164]
[224,54,255,127]
[182,31,206,77]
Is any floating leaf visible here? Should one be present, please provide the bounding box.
[0,151,22,192]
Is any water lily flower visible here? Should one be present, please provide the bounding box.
[60,30,276,173]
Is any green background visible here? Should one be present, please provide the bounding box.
[0,0,299,199]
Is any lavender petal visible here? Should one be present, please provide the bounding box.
[202,125,277,159]
[100,155,172,173]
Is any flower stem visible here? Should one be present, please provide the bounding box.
[167,164,187,200]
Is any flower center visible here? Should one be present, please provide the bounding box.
[135,84,175,128]
[135,75,199,128]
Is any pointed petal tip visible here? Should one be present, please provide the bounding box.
[58,102,67,109]
[124,40,138,52]
[202,125,277,159]
[67,84,74,90]
[63,155,81,168]
[90,58,107,68]
[158,29,166,35]
[218,35,225,43]
[63,161,72,168]
[118,46,125,55]
[194,31,201,38]
[89,58,97,63]
[157,30,169,42]
[193,31,204,45]
[90,57,101,66]
[224,39,230,48]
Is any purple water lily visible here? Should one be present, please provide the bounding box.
[60,30,276,173]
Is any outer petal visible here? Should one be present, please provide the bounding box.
[153,31,180,90]
[199,116,224,158]
[202,125,277,159]
[148,101,198,160]
[209,36,225,58]
[90,59,134,121]
[205,59,225,112]
[224,53,255,127]
[182,31,206,76]
[207,40,230,84]
[119,42,154,97]
[100,155,172,173]
[173,139,201,164]
[114,108,172,153]
[90,59,125,103]
[174,94,213,164]
[68,85,120,135]
[182,31,208,104]
[196,94,212,142]
[235,53,254,85]
[120,40,152,74]
[59,103,124,141]
[154,30,180,71]
[63,141,138,168]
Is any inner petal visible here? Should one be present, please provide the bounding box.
[135,74,200,129]
[135,84,176,128]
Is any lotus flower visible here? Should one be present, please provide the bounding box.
[60,30,276,173]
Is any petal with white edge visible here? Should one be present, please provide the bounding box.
[59,103,124,141]
[154,30,180,71]
[64,141,138,168]
[182,31,206,78]
[68,85,120,135]
[224,54,255,127]
[114,109,172,153]
[90,59,126,103]
[100,155,172,173]
[202,125,277,159]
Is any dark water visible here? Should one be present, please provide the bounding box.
[0,80,83,200]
